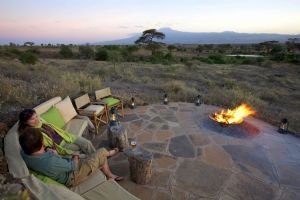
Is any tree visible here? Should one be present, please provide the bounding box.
[24,41,34,46]
[95,48,108,61]
[135,29,165,55]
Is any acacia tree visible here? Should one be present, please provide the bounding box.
[135,29,165,55]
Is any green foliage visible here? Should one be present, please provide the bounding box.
[95,48,109,61]
[19,51,38,64]
[59,45,73,58]
[103,45,120,50]
[78,45,94,59]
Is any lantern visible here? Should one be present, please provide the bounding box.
[195,95,202,106]
[109,107,120,127]
[163,93,168,105]
[130,97,135,109]
[278,118,288,134]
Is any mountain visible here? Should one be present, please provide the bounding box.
[94,27,300,45]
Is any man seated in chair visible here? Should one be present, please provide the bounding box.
[19,127,124,187]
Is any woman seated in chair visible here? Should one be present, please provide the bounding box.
[18,108,96,156]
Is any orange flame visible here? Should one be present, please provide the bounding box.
[209,103,255,124]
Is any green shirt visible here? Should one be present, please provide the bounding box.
[21,151,78,185]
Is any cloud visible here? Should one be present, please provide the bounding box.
[118,25,129,29]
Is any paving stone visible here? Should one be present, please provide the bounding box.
[223,145,277,183]
[197,147,202,157]
[151,116,165,123]
[145,123,158,131]
[223,173,279,200]
[153,189,172,200]
[171,187,186,200]
[120,114,139,122]
[143,142,168,153]
[276,163,300,188]
[148,170,171,188]
[169,135,195,158]
[139,114,151,120]
[202,145,233,169]
[127,185,155,200]
[162,115,179,123]
[175,160,231,198]
[188,133,211,146]
[109,152,127,163]
[160,124,170,130]
[155,156,177,169]
[136,132,154,144]
[155,131,174,141]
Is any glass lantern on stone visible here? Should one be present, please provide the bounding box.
[195,95,202,106]
[163,93,168,105]
[109,107,120,127]
[278,118,288,134]
[130,97,135,109]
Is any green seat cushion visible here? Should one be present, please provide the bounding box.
[41,107,65,129]
[102,97,120,107]
[30,170,63,186]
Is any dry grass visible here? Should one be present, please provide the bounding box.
[0,56,299,134]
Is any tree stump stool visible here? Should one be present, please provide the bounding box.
[124,147,153,184]
[107,124,128,151]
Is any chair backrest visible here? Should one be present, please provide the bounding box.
[74,94,90,109]
[95,88,111,100]
[34,97,62,115]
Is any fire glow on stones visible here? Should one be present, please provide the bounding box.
[209,103,256,125]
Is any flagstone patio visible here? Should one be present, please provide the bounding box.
[92,103,300,200]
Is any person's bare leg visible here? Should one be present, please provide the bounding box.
[103,148,119,157]
[101,161,118,179]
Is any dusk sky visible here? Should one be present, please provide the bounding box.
[1,0,300,44]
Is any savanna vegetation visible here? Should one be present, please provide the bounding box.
[0,37,300,134]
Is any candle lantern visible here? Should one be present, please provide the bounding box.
[195,95,202,106]
[278,118,288,134]
[163,93,168,105]
[130,97,135,109]
[109,107,120,127]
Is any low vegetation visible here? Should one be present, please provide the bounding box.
[0,43,299,134]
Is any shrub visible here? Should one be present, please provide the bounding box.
[95,49,108,61]
[19,51,38,64]
[162,80,198,102]
[78,46,94,59]
[59,45,73,58]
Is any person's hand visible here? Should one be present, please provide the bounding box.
[72,154,80,166]
[46,148,58,155]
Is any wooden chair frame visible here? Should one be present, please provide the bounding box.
[95,88,124,117]
[74,94,108,134]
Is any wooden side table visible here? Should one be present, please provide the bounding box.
[107,124,128,151]
[124,146,153,184]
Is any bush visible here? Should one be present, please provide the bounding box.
[59,45,73,58]
[95,49,109,61]
[78,46,94,59]
[19,51,38,64]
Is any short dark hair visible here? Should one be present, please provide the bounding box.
[18,109,36,132]
[19,127,43,155]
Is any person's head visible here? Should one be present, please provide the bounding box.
[18,109,39,132]
[19,127,44,155]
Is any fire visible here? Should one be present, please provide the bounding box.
[210,103,256,124]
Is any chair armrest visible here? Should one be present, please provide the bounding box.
[90,101,106,105]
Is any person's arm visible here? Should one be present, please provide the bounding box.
[49,154,78,173]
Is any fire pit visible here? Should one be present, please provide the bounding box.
[202,103,260,138]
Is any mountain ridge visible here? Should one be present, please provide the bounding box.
[94,27,300,45]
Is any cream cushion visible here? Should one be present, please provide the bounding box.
[81,105,104,116]
[55,96,77,123]
[34,97,62,115]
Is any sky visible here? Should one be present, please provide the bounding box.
[1,0,300,44]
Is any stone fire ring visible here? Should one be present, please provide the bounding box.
[103,103,300,200]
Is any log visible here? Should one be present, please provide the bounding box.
[107,125,128,151]
[125,147,153,184]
